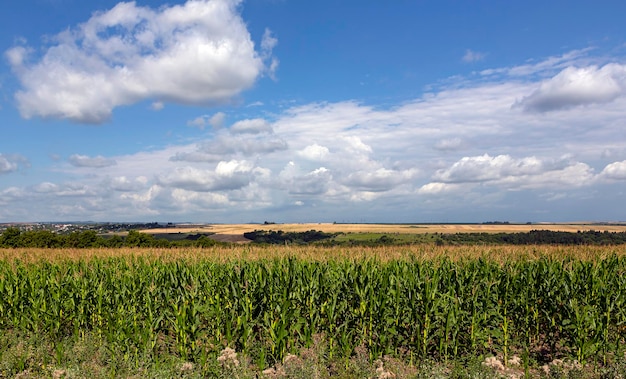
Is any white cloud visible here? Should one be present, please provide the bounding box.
[7,0,277,123]
[342,168,416,192]
[298,144,330,161]
[434,138,463,151]
[0,154,29,174]
[187,112,226,129]
[429,154,595,190]
[157,161,255,192]
[516,64,626,112]
[107,176,149,192]
[230,118,273,134]
[600,160,626,181]
[4,47,626,222]
[151,101,164,111]
[418,182,462,195]
[68,154,117,168]
[462,49,486,63]
[433,154,543,183]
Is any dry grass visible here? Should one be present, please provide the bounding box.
[2,244,625,264]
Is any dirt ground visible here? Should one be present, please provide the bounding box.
[139,222,626,243]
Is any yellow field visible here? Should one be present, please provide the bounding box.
[138,222,626,240]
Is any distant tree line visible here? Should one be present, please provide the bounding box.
[243,230,336,244]
[244,229,626,246]
[0,228,219,248]
[4,227,626,248]
[436,230,626,245]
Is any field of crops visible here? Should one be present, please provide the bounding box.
[2,245,626,378]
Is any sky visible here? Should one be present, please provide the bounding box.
[1,0,626,223]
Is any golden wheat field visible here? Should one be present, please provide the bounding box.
[138,222,626,238]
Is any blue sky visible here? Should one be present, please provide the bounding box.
[1,0,626,223]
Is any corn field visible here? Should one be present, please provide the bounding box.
[1,245,626,371]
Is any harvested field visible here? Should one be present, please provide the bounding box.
[139,222,626,240]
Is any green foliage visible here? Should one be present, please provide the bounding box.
[243,229,336,244]
[0,228,222,248]
[1,255,625,373]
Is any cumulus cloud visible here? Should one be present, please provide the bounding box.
[230,118,273,134]
[429,154,595,189]
[289,167,332,195]
[106,176,149,191]
[4,47,626,222]
[433,154,543,183]
[69,154,117,168]
[600,160,626,181]
[298,144,330,161]
[516,64,626,112]
[342,168,416,192]
[0,154,29,174]
[157,161,255,192]
[188,112,226,129]
[7,0,277,123]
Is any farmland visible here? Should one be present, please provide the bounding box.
[2,238,626,377]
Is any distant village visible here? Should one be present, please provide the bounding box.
[0,222,192,234]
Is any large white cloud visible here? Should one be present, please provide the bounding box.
[6,0,276,123]
[157,161,256,192]
[426,154,595,192]
[516,64,626,112]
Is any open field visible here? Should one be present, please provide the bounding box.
[137,222,626,244]
[2,245,626,378]
[141,222,626,235]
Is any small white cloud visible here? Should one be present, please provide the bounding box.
[434,138,463,151]
[343,168,415,192]
[0,154,30,174]
[298,144,330,161]
[187,112,226,129]
[462,49,486,63]
[418,182,460,195]
[151,101,164,111]
[68,154,117,168]
[230,118,272,134]
[261,28,279,80]
[107,176,149,192]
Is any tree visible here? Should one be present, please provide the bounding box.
[0,227,22,247]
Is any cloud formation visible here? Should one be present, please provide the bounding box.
[6,0,276,123]
[0,154,29,174]
[69,154,117,168]
[3,47,626,222]
[516,64,626,112]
